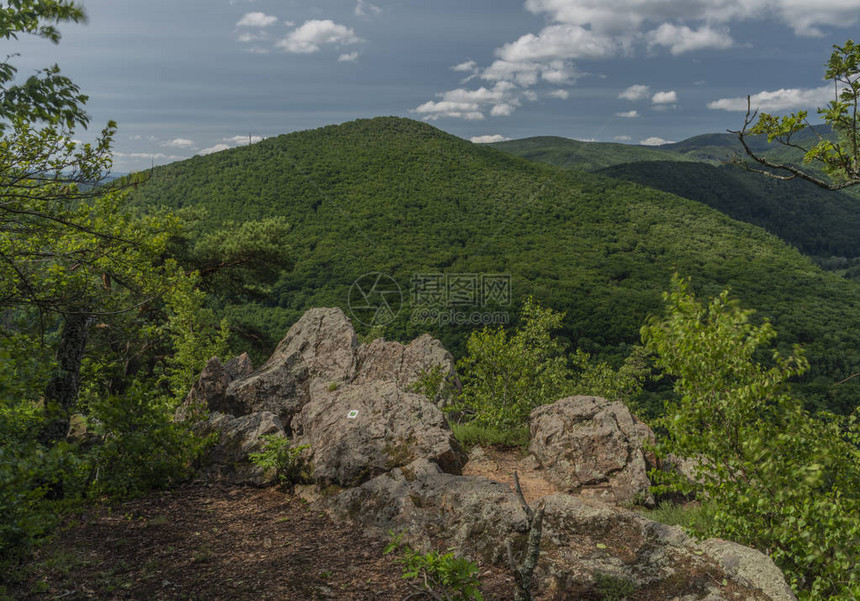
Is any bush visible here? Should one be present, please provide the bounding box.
[642,276,860,599]
[384,531,484,601]
[248,435,308,484]
[450,422,529,450]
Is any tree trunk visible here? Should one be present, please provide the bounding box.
[38,312,93,447]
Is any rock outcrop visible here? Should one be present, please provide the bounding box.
[177,308,465,487]
[330,458,796,601]
[530,395,656,506]
[178,308,797,600]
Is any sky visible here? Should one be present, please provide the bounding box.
[8,0,860,172]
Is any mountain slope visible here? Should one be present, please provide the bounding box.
[598,161,860,258]
[488,136,705,171]
[130,117,860,412]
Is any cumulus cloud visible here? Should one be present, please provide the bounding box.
[198,144,231,156]
[652,90,678,104]
[614,135,632,141]
[415,0,858,122]
[647,23,733,55]
[640,136,674,146]
[619,84,650,101]
[236,12,278,27]
[413,82,522,121]
[521,0,860,37]
[452,60,479,73]
[547,89,569,99]
[114,151,184,161]
[470,135,512,143]
[278,20,362,54]
[338,51,360,62]
[708,85,832,111]
[615,110,639,118]
[237,31,267,43]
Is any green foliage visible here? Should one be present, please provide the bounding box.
[592,572,637,601]
[453,298,648,428]
[248,435,308,484]
[449,422,530,450]
[639,501,716,532]
[641,276,860,599]
[80,387,210,499]
[743,40,860,189]
[490,135,703,171]
[409,365,458,406]
[384,531,484,601]
[454,298,569,428]
[128,116,860,417]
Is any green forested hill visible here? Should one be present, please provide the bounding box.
[130,117,860,412]
[488,136,705,171]
[598,161,860,258]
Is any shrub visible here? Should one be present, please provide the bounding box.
[248,435,308,484]
[384,531,483,601]
[641,276,860,599]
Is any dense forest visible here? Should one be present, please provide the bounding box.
[129,116,860,414]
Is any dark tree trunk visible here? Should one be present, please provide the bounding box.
[38,312,93,447]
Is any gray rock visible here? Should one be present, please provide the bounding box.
[327,463,794,600]
[354,334,461,406]
[175,354,252,421]
[530,396,655,506]
[293,381,466,487]
[225,351,310,429]
[196,411,286,486]
[699,539,798,601]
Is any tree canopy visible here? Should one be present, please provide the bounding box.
[732,40,860,190]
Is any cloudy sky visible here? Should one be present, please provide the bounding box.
[9,0,860,171]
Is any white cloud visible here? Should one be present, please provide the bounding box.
[198,144,231,155]
[412,82,521,121]
[278,20,362,54]
[547,89,569,99]
[452,60,478,73]
[647,23,733,55]
[163,138,195,148]
[707,85,832,111]
[245,46,270,54]
[652,90,678,104]
[355,0,381,18]
[236,12,278,28]
[640,136,674,146]
[417,0,860,123]
[338,51,360,62]
[114,151,184,161]
[496,23,618,63]
[521,0,860,38]
[615,110,639,118]
[614,135,632,141]
[471,135,512,143]
[237,31,266,43]
[619,84,650,101]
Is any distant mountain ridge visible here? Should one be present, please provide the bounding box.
[129,116,860,413]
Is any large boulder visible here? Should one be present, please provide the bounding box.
[327,460,796,601]
[292,381,466,487]
[354,334,461,405]
[225,308,357,427]
[175,353,254,421]
[195,411,286,486]
[529,396,656,506]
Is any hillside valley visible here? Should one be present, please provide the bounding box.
[129,116,860,414]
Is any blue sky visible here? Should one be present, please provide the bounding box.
[9,0,860,171]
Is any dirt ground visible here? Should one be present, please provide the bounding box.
[6,470,525,600]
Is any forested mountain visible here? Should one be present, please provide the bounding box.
[130,117,860,412]
[598,161,860,259]
[489,136,704,171]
